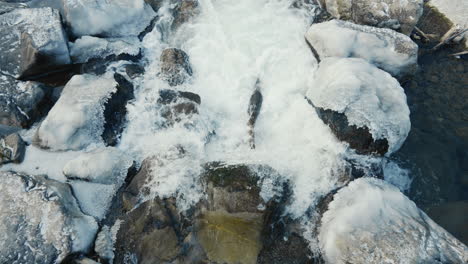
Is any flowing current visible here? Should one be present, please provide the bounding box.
[120,0,347,218]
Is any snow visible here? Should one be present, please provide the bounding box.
[69,36,141,63]
[35,74,117,151]
[60,0,156,37]
[0,172,98,263]
[69,181,116,220]
[319,178,468,264]
[305,20,418,76]
[306,57,411,155]
[63,147,133,184]
[429,0,468,47]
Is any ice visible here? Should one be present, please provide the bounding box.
[69,181,116,220]
[69,36,141,63]
[305,20,418,76]
[63,147,133,185]
[306,57,411,155]
[383,159,412,192]
[95,220,122,262]
[319,178,468,264]
[0,171,98,263]
[35,74,117,151]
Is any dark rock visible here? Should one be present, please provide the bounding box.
[314,106,389,156]
[247,80,263,149]
[0,8,71,79]
[158,89,201,105]
[125,64,145,79]
[101,73,135,146]
[160,48,193,86]
[171,0,199,30]
[0,133,26,165]
[144,0,163,13]
[0,124,21,137]
[427,201,468,245]
[80,53,142,76]
[157,89,200,127]
[0,1,27,15]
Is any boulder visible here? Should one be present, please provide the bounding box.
[35,73,134,150]
[0,7,71,79]
[125,63,145,79]
[160,48,193,86]
[318,178,468,264]
[321,0,423,35]
[306,58,410,155]
[305,20,418,77]
[0,171,98,264]
[157,89,201,127]
[144,0,163,13]
[171,0,199,30]
[0,133,25,165]
[0,74,52,128]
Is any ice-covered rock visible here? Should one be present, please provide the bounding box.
[306,58,410,155]
[69,36,141,64]
[319,178,468,264]
[305,20,418,77]
[35,73,134,150]
[0,1,27,15]
[0,7,70,78]
[321,0,423,35]
[63,147,133,184]
[0,74,50,128]
[160,48,193,86]
[0,132,25,165]
[0,171,98,263]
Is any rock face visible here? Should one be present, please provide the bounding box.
[0,171,98,264]
[160,48,193,86]
[307,58,410,156]
[305,20,418,77]
[318,178,468,264]
[0,133,25,165]
[112,162,311,264]
[35,73,134,150]
[0,74,51,128]
[321,0,424,35]
[0,7,71,78]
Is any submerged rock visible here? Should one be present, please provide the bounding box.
[35,73,134,150]
[0,133,25,165]
[321,0,423,35]
[306,58,410,155]
[0,171,98,264]
[160,48,193,86]
[305,20,418,77]
[0,7,71,79]
[318,178,468,264]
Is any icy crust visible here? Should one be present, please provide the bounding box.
[69,36,141,63]
[307,58,410,154]
[59,0,155,37]
[0,7,70,77]
[319,178,468,264]
[0,171,98,263]
[35,74,117,151]
[305,20,418,76]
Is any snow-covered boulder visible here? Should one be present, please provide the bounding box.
[35,73,134,150]
[0,171,98,263]
[0,7,70,78]
[305,20,418,77]
[306,58,410,155]
[322,0,423,35]
[69,36,141,64]
[31,0,156,37]
[319,178,468,264]
[0,74,50,128]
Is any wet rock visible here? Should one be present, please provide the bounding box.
[0,133,25,165]
[102,73,135,146]
[0,7,71,79]
[306,58,410,155]
[144,0,163,13]
[0,171,98,264]
[35,73,134,150]
[427,201,468,245]
[69,36,141,64]
[305,20,418,77]
[0,74,53,128]
[322,0,423,35]
[171,0,199,30]
[125,63,145,79]
[0,1,27,15]
[247,80,263,149]
[318,178,468,264]
[160,48,193,86]
[157,89,201,127]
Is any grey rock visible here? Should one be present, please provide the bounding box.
[171,0,199,30]
[322,0,424,35]
[160,48,193,86]
[125,63,145,79]
[0,132,25,164]
[0,7,71,79]
[247,80,263,149]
